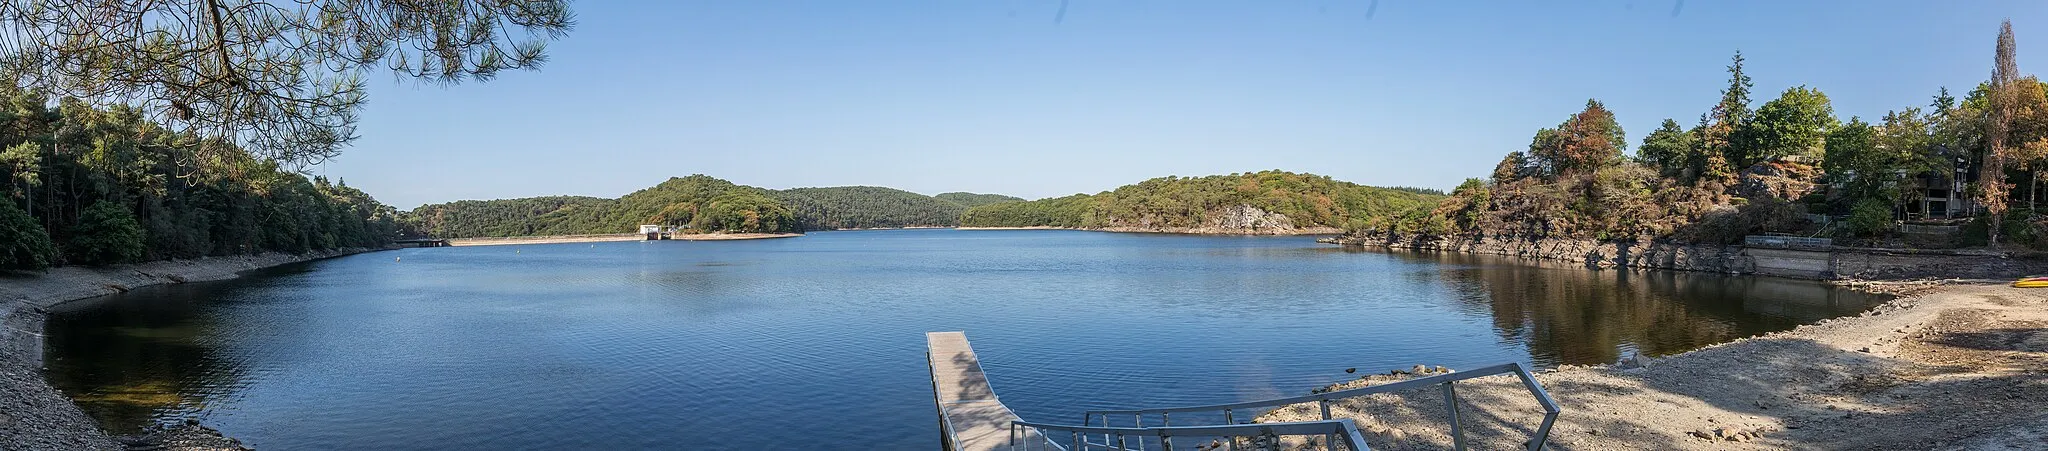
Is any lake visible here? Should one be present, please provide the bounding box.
[42,229,1887,449]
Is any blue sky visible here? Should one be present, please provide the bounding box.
[323,1,2048,209]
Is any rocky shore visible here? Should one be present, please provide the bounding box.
[1,248,377,451]
[1256,283,2048,449]
[1328,233,2048,281]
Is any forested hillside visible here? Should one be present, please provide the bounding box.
[935,192,1025,208]
[406,196,613,238]
[405,176,801,237]
[959,171,1440,232]
[0,85,402,270]
[774,187,965,229]
[404,177,1020,236]
[1363,34,2048,249]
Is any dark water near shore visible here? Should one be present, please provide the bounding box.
[43,229,1886,449]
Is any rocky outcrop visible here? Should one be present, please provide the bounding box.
[1327,233,2048,281]
[1091,205,1342,235]
[1330,233,1752,273]
[1208,205,1297,230]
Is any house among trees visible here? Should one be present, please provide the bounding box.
[1914,153,1975,219]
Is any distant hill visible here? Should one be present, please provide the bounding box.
[402,172,1433,237]
[934,192,1025,208]
[408,196,615,238]
[773,186,967,230]
[960,170,1440,234]
[404,175,800,237]
[403,177,1025,236]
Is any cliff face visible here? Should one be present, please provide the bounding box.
[1096,205,1342,235]
[1328,233,2048,281]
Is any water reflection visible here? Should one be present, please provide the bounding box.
[40,270,284,433]
[1368,249,1888,366]
[38,231,1892,448]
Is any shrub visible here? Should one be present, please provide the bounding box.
[1845,198,1894,237]
[67,201,147,265]
[0,201,56,270]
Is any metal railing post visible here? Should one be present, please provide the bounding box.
[1443,381,1465,451]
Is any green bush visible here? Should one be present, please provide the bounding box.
[67,201,147,265]
[0,201,56,270]
[1845,198,1893,237]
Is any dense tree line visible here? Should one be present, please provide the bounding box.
[934,192,1025,208]
[959,194,1096,228]
[403,177,1030,236]
[406,175,803,236]
[775,187,968,230]
[1377,22,2048,248]
[405,196,612,238]
[958,171,1439,230]
[0,84,403,270]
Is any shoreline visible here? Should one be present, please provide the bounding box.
[1,248,381,450]
[445,232,802,246]
[955,226,1342,235]
[1254,282,2048,449]
[1328,233,2048,282]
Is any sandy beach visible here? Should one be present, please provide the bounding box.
[1255,282,2048,450]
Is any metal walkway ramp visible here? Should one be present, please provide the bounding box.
[924,331,1560,451]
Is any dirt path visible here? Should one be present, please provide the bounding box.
[1257,283,2048,450]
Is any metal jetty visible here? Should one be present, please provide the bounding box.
[924,331,1560,451]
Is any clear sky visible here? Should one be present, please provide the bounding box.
[322,1,2048,209]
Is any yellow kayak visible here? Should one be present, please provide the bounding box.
[2014,277,2048,288]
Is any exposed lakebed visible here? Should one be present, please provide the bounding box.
[41,229,1886,449]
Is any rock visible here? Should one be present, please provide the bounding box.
[1434,365,1450,373]
[1689,430,1715,440]
[1411,364,1429,374]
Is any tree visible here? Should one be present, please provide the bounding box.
[1528,99,1626,176]
[1875,108,1938,213]
[67,200,146,265]
[1824,118,1890,204]
[1985,20,2020,245]
[0,200,54,270]
[0,1,575,167]
[1492,151,1532,183]
[0,141,37,212]
[1737,86,1838,165]
[1637,119,1695,178]
[1693,52,1755,183]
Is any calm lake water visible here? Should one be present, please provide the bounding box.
[43,229,1886,449]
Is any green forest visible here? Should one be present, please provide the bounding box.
[934,192,1025,208]
[776,187,975,230]
[402,176,1028,237]
[406,176,803,237]
[958,171,1441,230]
[1367,24,2048,249]
[0,84,403,270]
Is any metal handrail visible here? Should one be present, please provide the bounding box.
[1080,363,1560,451]
[1010,419,1373,451]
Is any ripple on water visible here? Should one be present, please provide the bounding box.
[40,230,1890,449]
